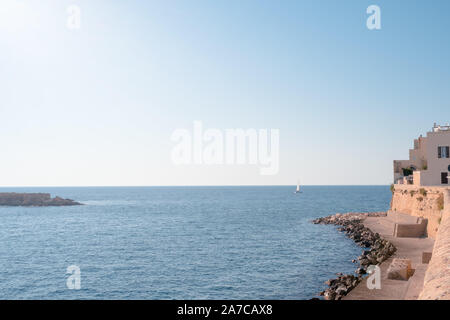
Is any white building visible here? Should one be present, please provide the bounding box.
[394,124,450,186]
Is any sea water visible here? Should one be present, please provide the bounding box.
[0,186,391,299]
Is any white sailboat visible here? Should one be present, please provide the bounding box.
[294,180,302,193]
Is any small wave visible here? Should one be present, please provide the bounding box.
[81,200,137,206]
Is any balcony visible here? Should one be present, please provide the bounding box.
[395,171,425,186]
[433,123,450,132]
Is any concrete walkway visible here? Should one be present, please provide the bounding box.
[344,212,434,300]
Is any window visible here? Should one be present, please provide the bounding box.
[438,146,450,158]
[441,172,449,184]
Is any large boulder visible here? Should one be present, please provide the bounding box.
[387,258,413,281]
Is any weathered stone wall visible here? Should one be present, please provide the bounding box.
[419,190,450,300]
[390,185,446,238]
[393,218,427,238]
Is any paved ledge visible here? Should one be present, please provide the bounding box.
[344,213,434,300]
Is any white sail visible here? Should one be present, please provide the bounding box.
[296,180,300,192]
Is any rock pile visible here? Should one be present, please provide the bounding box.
[321,274,361,300]
[313,212,396,300]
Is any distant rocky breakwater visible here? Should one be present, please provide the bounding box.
[312,212,396,300]
[0,193,82,207]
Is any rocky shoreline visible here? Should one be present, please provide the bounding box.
[312,212,397,300]
[0,193,82,207]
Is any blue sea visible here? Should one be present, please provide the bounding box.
[0,186,391,299]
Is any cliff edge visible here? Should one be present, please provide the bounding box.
[0,193,82,206]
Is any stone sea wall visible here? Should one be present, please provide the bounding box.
[391,186,450,299]
[390,185,446,238]
[419,190,450,300]
[313,186,450,300]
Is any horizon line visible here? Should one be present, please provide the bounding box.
[0,184,391,188]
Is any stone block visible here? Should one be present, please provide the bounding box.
[387,258,413,281]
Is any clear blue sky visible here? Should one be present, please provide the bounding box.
[1,0,449,186]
